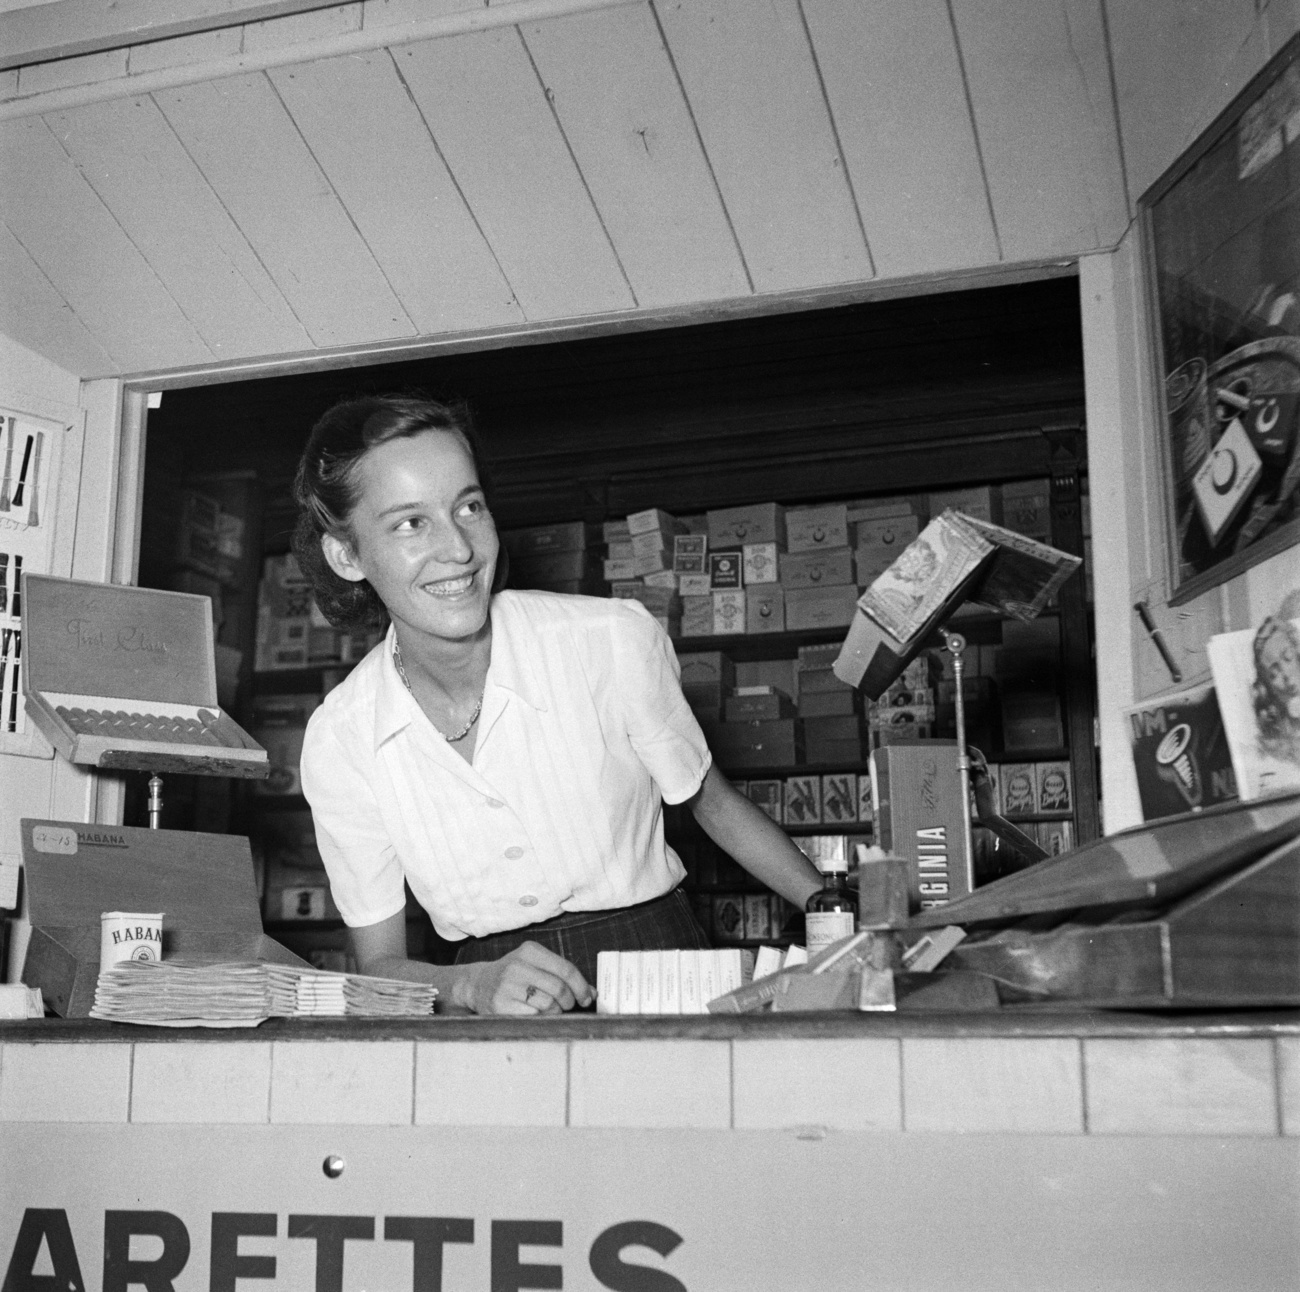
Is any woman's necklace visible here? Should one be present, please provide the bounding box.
[392,641,483,742]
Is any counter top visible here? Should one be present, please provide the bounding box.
[2,1007,1298,1043]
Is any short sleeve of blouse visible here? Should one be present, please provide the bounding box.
[609,598,712,804]
[299,705,409,928]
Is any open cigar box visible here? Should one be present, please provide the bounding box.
[21,573,268,778]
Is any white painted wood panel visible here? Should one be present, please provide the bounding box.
[44,95,313,362]
[153,72,417,348]
[802,0,998,278]
[392,25,633,319]
[521,2,749,307]
[0,116,212,372]
[1107,0,1266,201]
[0,222,116,376]
[951,0,1129,261]
[268,49,522,333]
[654,0,872,293]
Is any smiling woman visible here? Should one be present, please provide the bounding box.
[290,395,823,1017]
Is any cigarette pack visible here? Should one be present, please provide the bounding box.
[780,548,855,589]
[619,950,641,1013]
[821,772,858,824]
[596,951,619,1014]
[679,573,711,597]
[709,550,743,589]
[660,949,681,1014]
[707,503,785,549]
[743,542,780,584]
[786,503,849,552]
[745,585,785,634]
[784,774,822,825]
[713,893,745,943]
[681,595,714,637]
[1035,760,1073,813]
[747,779,783,822]
[679,949,701,1014]
[713,589,745,635]
[639,949,662,1013]
[673,534,708,575]
[999,762,1036,817]
[698,949,719,1007]
[744,893,772,940]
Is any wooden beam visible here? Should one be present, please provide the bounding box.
[0,1,342,72]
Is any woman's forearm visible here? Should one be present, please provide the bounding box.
[688,764,823,907]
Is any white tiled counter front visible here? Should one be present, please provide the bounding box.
[2,1015,1297,1292]
[1,1013,1296,1135]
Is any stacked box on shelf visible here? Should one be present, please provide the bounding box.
[254,553,314,671]
[851,499,921,587]
[503,520,601,594]
[174,488,243,586]
[782,503,856,630]
[677,650,735,722]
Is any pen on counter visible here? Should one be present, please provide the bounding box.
[1134,599,1182,683]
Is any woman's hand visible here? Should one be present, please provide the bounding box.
[454,941,594,1016]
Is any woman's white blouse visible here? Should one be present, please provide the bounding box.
[299,591,712,941]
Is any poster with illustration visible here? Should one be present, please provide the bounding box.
[1143,32,1300,597]
[1206,615,1300,800]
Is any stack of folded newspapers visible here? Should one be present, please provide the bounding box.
[90,959,436,1027]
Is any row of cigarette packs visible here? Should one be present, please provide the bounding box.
[690,890,802,945]
[254,554,385,672]
[734,773,873,826]
[989,759,1073,817]
[595,948,752,1015]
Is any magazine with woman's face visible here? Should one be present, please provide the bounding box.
[1207,615,1300,799]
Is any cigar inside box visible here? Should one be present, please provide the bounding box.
[21,573,268,778]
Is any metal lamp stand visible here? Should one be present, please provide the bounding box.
[940,629,975,894]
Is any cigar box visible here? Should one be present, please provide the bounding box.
[20,816,308,1017]
[784,584,857,631]
[744,894,772,940]
[929,486,997,525]
[805,716,864,764]
[784,774,822,825]
[674,534,708,574]
[642,570,678,590]
[604,557,637,581]
[797,665,852,694]
[799,688,859,717]
[603,519,631,543]
[725,687,795,721]
[22,574,268,778]
[626,508,682,537]
[821,772,858,823]
[742,542,780,585]
[708,717,802,768]
[786,503,849,553]
[707,503,786,549]
[679,573,712,598]
[745,585,785,634]
[780,548,855,589]
[632,549,671,577]
[503,520,594,556]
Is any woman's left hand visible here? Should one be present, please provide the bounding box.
[455,941,594,1015]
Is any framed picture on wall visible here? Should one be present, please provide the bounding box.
[1140,30,1300,605]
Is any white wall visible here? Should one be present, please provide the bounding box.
[0,330,128,981]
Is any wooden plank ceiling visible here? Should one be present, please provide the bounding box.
[0,0,1263,381]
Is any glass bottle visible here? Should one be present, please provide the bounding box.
[804,857,856,956]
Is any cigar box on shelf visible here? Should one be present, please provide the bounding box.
[21,574,268,778]
[20,817,309,1017]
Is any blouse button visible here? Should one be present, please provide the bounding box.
[485,798,505,809]
[504,846,525,859]
[519,894,539,907]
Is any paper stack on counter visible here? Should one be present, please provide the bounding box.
[91,959,436,1027]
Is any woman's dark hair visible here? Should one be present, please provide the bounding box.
[292,394,503,629]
